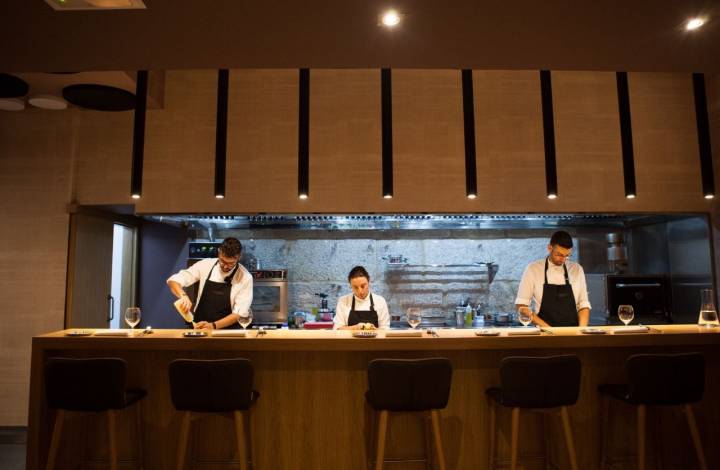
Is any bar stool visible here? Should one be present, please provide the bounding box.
[598,352,707,470]
[44,357,146,470]
[486,355,581,470]
[168,358,259,470]
[366,358,453,470]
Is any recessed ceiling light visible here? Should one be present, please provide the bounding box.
[380,10,401,27]
[686,17,707,31]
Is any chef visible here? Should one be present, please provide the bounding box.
[334,266,391,329]
[515,231,590,327]
[167,237,252,330]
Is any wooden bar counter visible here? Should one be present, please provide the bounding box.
[27,325,720,469]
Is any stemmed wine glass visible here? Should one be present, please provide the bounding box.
[518,308,533,328]
[406,308,422,330]
[238,307,253,331]
[618,305,634,326]
[124,307,141,336]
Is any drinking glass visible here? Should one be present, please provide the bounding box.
[518,308,533,327]
[618,305,634,326]
[406,308,422,329]
[124,307,141,335]
[238,307,253,330]
[698,289,720,327]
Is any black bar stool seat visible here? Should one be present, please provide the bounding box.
[598,352,707,470]
[366,358,453,470]
[44,357,146,470]
[486,354,581,470]
[168,358,259,470]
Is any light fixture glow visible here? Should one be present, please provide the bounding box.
[131,194,140,199]
[215,194,224,199]
[705,194,714,199]
[381,10,401,27]
[547,194,557,200]
[467,194,477,199]
[626,194,636,199]
[686,17,706,31]
[383,194,393,199]
[299,194,308,200]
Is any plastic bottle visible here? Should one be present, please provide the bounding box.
[464,304,473,327]
[473,304,485,327]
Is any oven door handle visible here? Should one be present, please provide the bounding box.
[615,283,662,288]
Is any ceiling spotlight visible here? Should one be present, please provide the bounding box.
[686,17,707,31]
[381,10,401,27]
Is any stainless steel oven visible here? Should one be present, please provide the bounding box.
[250,270,288,327]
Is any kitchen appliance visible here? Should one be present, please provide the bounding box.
[250,270,288,328]
[606,275,671,324]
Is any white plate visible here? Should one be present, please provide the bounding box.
[475,329,500,336]
[353,330,377,338]
[65,330,92,337]
[580,328,607,335]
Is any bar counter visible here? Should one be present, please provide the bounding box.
[28,325,720,469]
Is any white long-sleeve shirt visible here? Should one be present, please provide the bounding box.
[514,258,591,313]
[167,258,253,316]
[333,293,391,329]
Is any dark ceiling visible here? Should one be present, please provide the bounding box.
[2,0,720,73]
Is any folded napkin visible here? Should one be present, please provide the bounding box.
[612,326,649,334]
[212,330,247,337]
[385,330,423,337]
[94,329,130,336]
[507,328,542,336]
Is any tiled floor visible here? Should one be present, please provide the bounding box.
[0,427,26,470]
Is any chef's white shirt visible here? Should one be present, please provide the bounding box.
[333,293,391,329]
[514,258,591,313]
[167,258,253,316]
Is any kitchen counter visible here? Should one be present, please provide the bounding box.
[27,325,720,469]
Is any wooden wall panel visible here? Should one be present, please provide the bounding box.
[0,111,71,425]
[630,73,707,211]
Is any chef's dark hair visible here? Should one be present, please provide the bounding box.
[219,237,243,258]
[550,231,573,249]
[348,266,370,282]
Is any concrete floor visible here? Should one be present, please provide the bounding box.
[0,427,26,470]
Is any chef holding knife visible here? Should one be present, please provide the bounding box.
[515,231,590,327]
[167,237,253,330]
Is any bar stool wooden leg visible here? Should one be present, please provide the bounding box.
[510,407,520,470]
[234,411,248,470]
[176,411,192,470]
[600,395,609,470]
[637,405,646,470]
[423,415,433,470]
[684,404,708,470]
[107,410,118,470]
[560,406,578,470]
[135,403,145,470]
[488,400,496,470]
[430,410,446,470]
[374,410,388,470]
[45,409,65,470]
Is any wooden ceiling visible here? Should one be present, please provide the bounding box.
[2,0,719,73]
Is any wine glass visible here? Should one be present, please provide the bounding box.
[124,307,141,335]
[406,308,422,330]
[238,307,253,330]
[518,308,533,327]
[618,305,634,326]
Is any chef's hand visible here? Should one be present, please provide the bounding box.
[194,321,213,331]
[177,295,193,314]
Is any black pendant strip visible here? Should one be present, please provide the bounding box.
[214,69,229,198]
[692,73,715,198]
[381,68,394,198]
[130,70,148,199]
[616,72,637,198]
[540,70,558,198]
[298,68,310,198]
[462,69,478,198]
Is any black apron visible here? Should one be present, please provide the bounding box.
[193,261,240,329]
[347,294,379,327]
[537,258,578,327]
